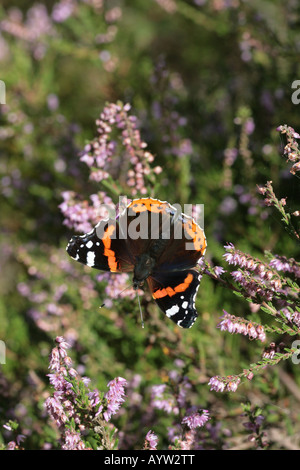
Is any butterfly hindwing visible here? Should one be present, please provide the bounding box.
[147,269,201,328]
[154,212,207,272]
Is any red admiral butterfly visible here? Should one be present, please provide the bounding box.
[66,198,206,328]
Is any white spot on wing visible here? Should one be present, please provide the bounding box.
[86,240,93,249]
[86,251,95,267]
[166,305,180,318]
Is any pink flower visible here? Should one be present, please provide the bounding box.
[150,383,178,414]
[226,379,240,392]
[62,429,86,450]
[44,396,69,428]
[208,376,226,392]
[182,409,210,429]
[7,441,17,450]
[77,102,159,196]
[144,430,158,450]
[103,377,127,422]
[208,375,241,393]
[217,311,266,342]
[214,266,225,277]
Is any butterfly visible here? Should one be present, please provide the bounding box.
[66,198,206,328]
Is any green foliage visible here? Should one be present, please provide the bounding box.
[1,0,300,450]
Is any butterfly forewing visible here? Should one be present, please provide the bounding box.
[66,218,134,272]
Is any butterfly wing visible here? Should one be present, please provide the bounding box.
[147,269,201,328]
[155,212,207,272]
[66,218,134,272]
[121,198,173,261]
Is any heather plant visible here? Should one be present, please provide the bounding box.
[241,403,268,449]
[45,336,127,450]
[2,337,213,450]
[203,126,300,393]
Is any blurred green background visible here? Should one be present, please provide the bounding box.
[1,0,300,449]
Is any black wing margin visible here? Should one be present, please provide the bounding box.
[147,269,201,328]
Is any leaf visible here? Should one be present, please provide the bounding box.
[232,290,245,298]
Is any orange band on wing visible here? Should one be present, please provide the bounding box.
[152,273,193,299]
[103,224,118,272]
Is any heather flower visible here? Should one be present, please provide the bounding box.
[144,430,158,450]
[262,342,277,360]
[245,371,254,381]
[47,93,59,111]
[219,196,238,215]
[291,311,300,328]
[2,422,26,450]
[223,243,238,264]
[88,389,101,408]
[208,376,226,392]
[59,191,113,233]
[48,347,61,372]
[51,1,75,23]
[182,409,210,429]
[79,102,161,196]
[151,384,166,397]
[223,243,284,301]
[269,255,300,278]
[103,377,128,422]
[44,396,69,428]
[214,266,226,277]
[150,383,178,414]
[62,429,86,450]
[217,311,266,342]
[226,379,240,392]
[245,117,255,135]
[97,272,138,306]
[277,125,300,174]
[7,441,17,450]
[176,430,197,450]
[1,4,54,42]
[208,375,241,393]
[55,335,71,351]
[45,337,127,449]
[3,424,13,432]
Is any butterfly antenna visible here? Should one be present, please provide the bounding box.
[99,283,145,328]
[99,284,132,309]
[136,289,145,329]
